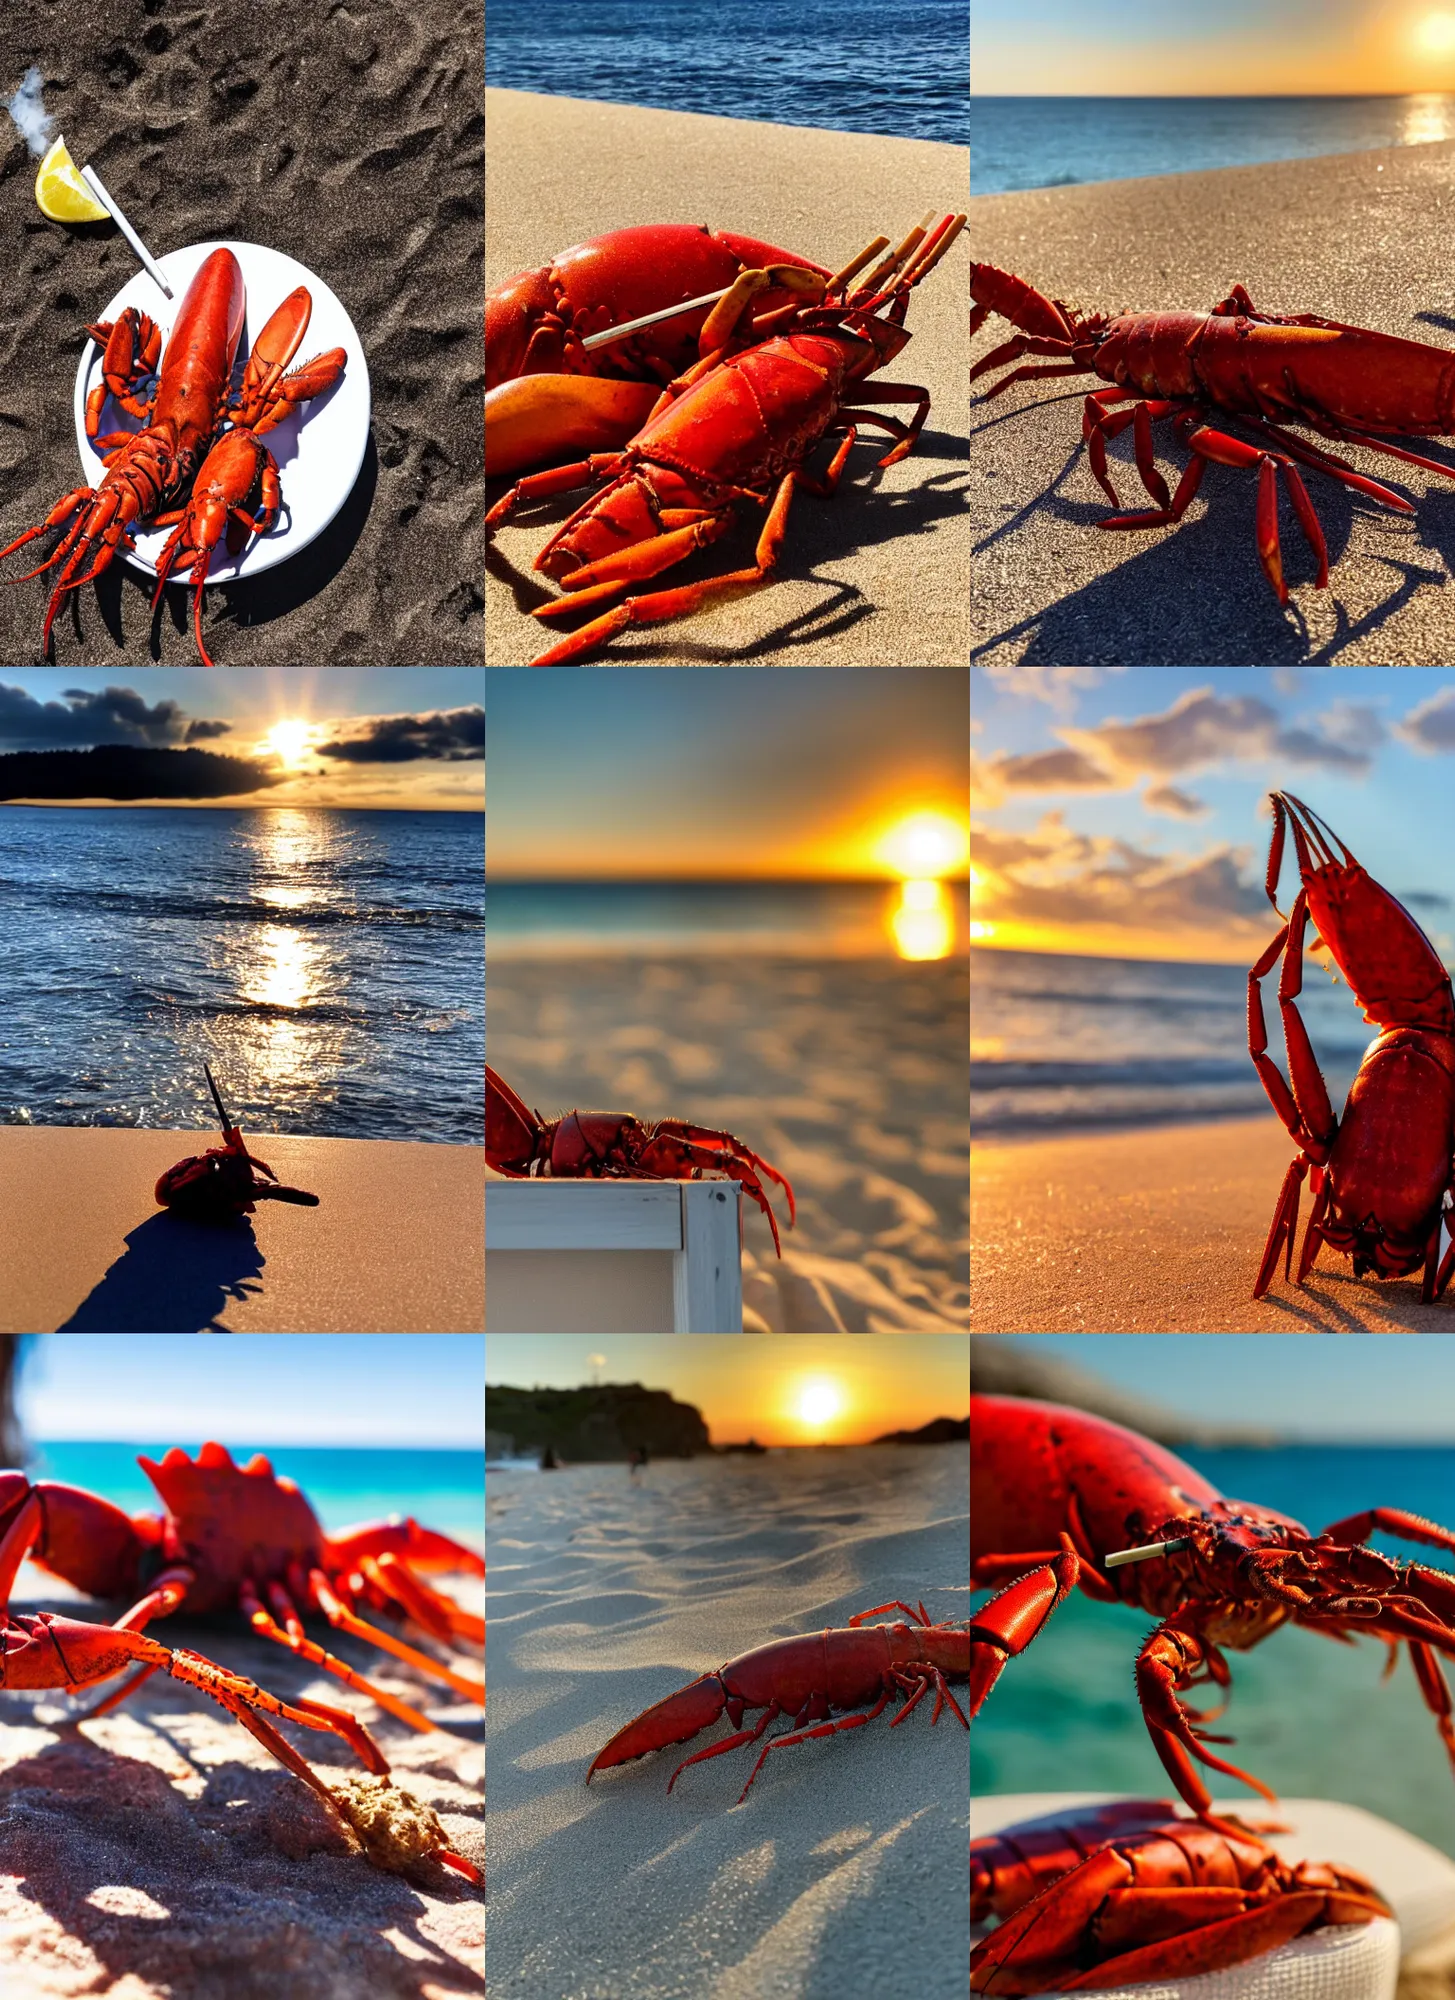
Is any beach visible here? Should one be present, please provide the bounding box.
[486,953,969,1329]
[486,88,969,666]
[485,1444,969,1998]
[971,137,1455,666]
[0,1127,485,1332]
[972,1116,1455,1333]
[1,1,482,666]
[0,1558,483,2000]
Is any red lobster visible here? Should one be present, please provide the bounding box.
[487,212,966,663]
[971,1394,1455,1817]
[1249,791,1455,1301]
[0,1440,483,1876]
[971,1800,1390,1993]
[969,261,1455,603]
[155,1064,320,1220]
[586,1599,968,1803]
[0,247,345,665]
[486,1061,795,1254]
[486,222,831,477]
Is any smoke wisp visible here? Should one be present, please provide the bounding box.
[6,67,55,160]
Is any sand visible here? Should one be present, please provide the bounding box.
[0,1558,483,2000]
[971,1115,1455,1333]
[485,954,969,1330]
[0,1127,485,1333]
[485,1444,969,1999]
[486,88,968,666]
[971,137,1455,666]
[1,0,482,666]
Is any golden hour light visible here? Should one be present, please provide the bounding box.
[874,810,969,880]
[260,718,318,770]
[892,878,955,960]
[790,1373,848,1436]
[1417,11,1455,54]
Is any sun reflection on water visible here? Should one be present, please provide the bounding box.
[891,879,955,960]
[1402,91,1455,145]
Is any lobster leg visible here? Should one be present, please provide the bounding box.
[1248,893,1337,1298]
[240,1577,437,1732]
[305,1568,485,1703]
[1135,1624,1276,1815]
[667,1699,787,1794]
[734,1685,894,1803]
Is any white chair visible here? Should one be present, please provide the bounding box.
[485,1178,743,1331]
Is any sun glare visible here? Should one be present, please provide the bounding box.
[794,1376,845,1433]
[874,811,969,881]
[1418,11,1455,54]
[261,718,317,770]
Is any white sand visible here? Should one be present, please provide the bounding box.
[0,1562,483,1999]
[486,954,968,1330]
[485,1445,968,1997]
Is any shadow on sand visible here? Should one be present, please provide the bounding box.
[55,1212,267,1332]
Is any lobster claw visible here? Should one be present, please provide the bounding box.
[237,285,312,417]
[486,374,660,479]
[1269,792,1455,1032]
[586,1673,728,1782]
[486,1064,545,1173]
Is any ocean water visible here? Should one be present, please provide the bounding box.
[971,946,1375,1138]
[25,1441,485,1546]
[489,879,969,958]
[486,0,969,145]
[972,93,1455,195]
[973,1444,1455,1859]
[0,807,484,1142]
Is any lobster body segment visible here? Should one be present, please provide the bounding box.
[1250,792,1455,1298]
[971,1394,1455,1818]
[970,261,1455,601]
[970,1801,1391,1994]
[586,1601,969,1802]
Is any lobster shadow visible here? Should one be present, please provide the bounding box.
[55,1211,266,1332]
[971,388,1450,665]
[77,436,378,662]
[487,425,966,663]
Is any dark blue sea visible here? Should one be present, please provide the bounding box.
[973,1444,1455,1858]
[971,93,1455,194]
[26,1441,485,1547]
[972,947,1377,1138]
[0,807,484,1142]
[486,0,969,144]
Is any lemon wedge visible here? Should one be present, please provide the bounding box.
[34,138,109,225]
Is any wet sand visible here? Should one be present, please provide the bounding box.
[972,1116,1455,1333]
[486,87,968,666]
[486,953,968,1329]
[485,1445,968,1998]
[971,138,1455,667]
[0,1560,483,1999]
[0,1127,485,1332]
[1,0,482,665]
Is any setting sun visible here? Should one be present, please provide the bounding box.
[792,1375,847,1434]
[874,811,969,880]
[261,718,318,770]
[1418,11,1455,54]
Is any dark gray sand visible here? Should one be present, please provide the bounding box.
[487,89,968,666]
[973,1116,1455,1333]
[1,1,483,666]
[972,139,1455,667]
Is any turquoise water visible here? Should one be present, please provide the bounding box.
[28,1441,485,1546]
[973,1446,1455,1860]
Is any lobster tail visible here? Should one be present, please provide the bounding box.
[586,1673,728,1781]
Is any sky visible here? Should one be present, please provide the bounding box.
[1000,1335,1455,1440]
[485,668,969,879]
[970,665,1455,963]
[973,0,1455,95]
[0,670,484,811]
[19,1335,485,1447]
[485,1334,969,1447]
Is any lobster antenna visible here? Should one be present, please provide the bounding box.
[204,1062,231,1134]
[825,235,890,299]
[1105,1537,1193,1569]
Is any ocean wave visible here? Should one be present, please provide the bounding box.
[1,881,482,931]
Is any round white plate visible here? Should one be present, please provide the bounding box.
[71,239,371,585]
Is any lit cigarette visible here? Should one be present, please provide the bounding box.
[79,164,173,299]
[580,287,734,353]
[1104,1537,1194,1569]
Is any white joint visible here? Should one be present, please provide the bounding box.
[1104,1537,1194,1569]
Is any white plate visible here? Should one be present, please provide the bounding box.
[71,239,371,585]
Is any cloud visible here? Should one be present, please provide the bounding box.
[1396,686,1455,752]
[0,683,230,749]
[0,746,277,801]
[978,686,1374,801]
[1144,782,1208,818]
[317,706,484,764]
[976,666,1108,711]
[973,813,1269,939]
